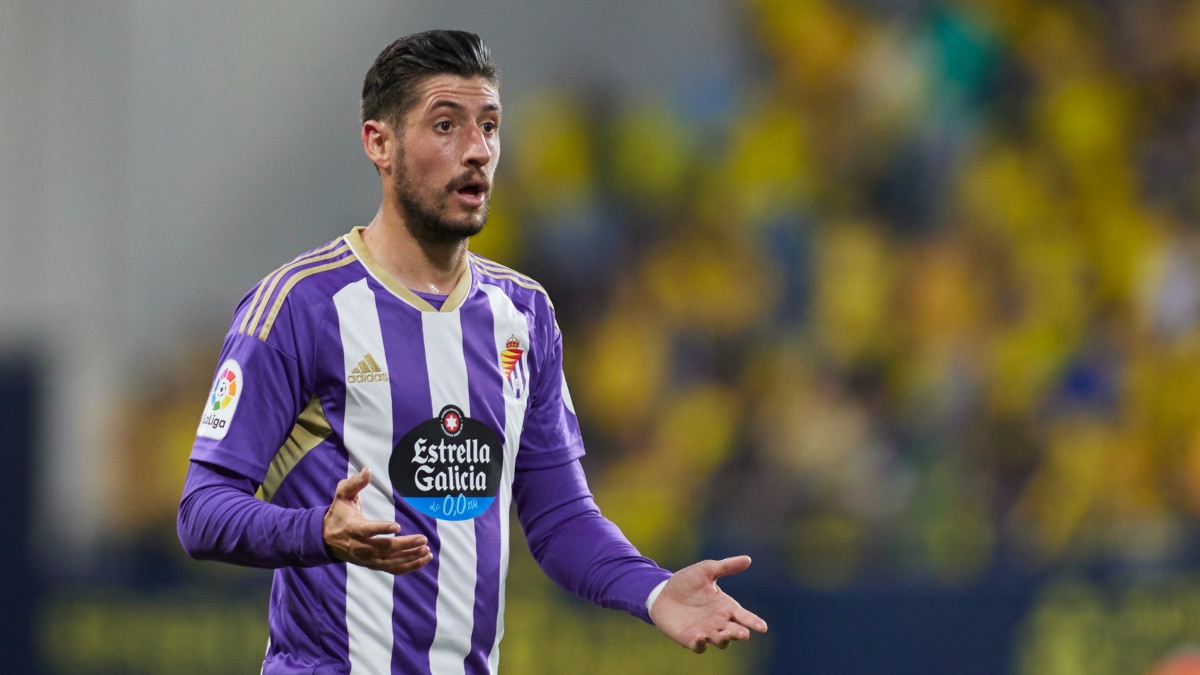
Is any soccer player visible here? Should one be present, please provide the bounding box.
[177,29,767,674]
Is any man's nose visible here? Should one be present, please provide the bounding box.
[463,125,494,168]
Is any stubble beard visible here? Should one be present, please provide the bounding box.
[393,166,489,246]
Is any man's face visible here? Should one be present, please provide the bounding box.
[392,74,501,244]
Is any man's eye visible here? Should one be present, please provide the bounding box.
[482,121,498,133]
[436,121,452,132]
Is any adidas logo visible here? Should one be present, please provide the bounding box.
[347,353,389,384]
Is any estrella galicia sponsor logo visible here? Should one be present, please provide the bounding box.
[390,405,503,521]
[197,359,242,440]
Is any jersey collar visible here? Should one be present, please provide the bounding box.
[344,226,473,313]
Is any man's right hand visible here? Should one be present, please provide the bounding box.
[323,467,433,575]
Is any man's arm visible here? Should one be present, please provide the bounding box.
[513,458,767,652]
[177,460,330,567]
[177,461,431,574]
[514,458,672,621]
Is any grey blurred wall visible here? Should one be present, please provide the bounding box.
[0,0,740,571]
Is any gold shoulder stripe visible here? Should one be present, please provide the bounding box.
[260,395,331,503]
[242,240,350,336]
[479,269,549,295]
[470,255,541,285]
[256,254,357,341]
[474,266,553,307]
[471,256,547,291]
[238,238,345,336]
[240,240,349,337]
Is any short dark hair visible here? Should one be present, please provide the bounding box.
[360,30,499,126]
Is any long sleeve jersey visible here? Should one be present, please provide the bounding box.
[177,227,671,674]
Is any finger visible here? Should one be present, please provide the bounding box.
[676,629,709,654]
[375,550,433,575]
[349,517,403,539]
[733,606,769,633]
[701,622,746,651]
[371,542,429,565]
[344,539,425,568]
[336,467,372,500]
[368,533,429,557]
[379,545,430,564]
[721,624,751,642]
[706,555,753,580]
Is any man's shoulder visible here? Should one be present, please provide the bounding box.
[468,252,551,304]
[234,234,363,342]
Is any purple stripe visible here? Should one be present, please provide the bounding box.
[462,291,505,667]
[469,514,503,668]
[264,541,352,669]
[322,456,351,672]
[295,459,352,670]
[377,285,441,674]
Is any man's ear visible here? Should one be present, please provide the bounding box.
[362,119,394,173]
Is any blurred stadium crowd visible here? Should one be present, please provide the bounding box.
[116,0,1200,595]
[483,0,1200,588]
[94,0,1200,672]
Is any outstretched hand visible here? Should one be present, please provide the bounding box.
[323,467,432,575]
[649,555,768,653]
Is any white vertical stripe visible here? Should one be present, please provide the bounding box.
[423,311,476,675]
[334,279,395,675]
[479,283,531,673]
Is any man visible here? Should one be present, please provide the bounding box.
[177,29,766,674]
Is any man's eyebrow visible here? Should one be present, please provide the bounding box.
[429,99,465,113]
[428,99,501,114]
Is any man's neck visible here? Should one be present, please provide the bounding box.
[361,207,469,296]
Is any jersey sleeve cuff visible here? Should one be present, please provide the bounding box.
[628,568,674,624]
[645,579,670,622]
[302,505,335,565]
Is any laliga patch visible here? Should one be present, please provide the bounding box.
[390,405,503,521]
[197,359,243,440]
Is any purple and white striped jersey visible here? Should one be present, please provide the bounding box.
[185,227,670,674]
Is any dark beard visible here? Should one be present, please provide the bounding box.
[394,170,488,245]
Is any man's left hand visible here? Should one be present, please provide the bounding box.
[649,555,768,653]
